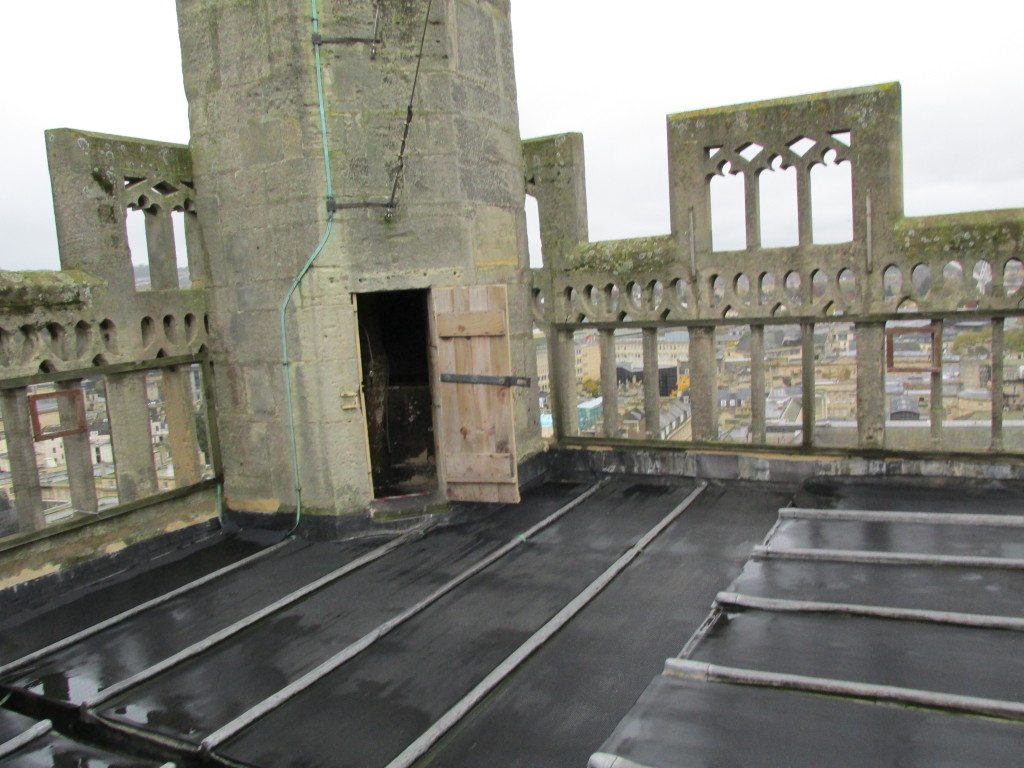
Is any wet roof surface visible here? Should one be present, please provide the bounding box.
[768,516,1024,558]
[595,476,1024,768]
[595,676,1024,768]
[729,557,1024,618]
[0,707,162,768]
[0,532,265,663]
[411,480,792,768]
[3,473,1023,767]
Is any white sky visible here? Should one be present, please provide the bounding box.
[1,1,1022,271]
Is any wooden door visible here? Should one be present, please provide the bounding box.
[430,285,521,503]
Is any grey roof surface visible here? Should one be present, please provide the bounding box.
[593,477,1024,768]
[0,475,789,767]
[0,707,162,767]
[3,474,1023,767]
[593,676,1024,768]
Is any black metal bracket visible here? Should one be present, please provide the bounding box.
[326,197,395,215]
[440,373,531,388]
[312,33,380,46]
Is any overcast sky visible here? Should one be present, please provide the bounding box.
[1,1,1022,271]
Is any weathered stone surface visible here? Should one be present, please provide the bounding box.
[0,389,45,532]
[0,488,218,590]
[106,372,159,503]
[528,83,1024,457]
[177,0,540,516]
[3,4,1022,596]
[0,270,103,313]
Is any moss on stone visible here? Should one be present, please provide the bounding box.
[668,82,898,123]
[0,269,104,312]
[90,168,116,196]
[896,210,1024,256]
[564,235,678,278]
[49,128,193,182]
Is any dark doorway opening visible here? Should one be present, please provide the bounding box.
[356,289,437,498]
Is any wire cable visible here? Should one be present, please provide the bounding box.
[386,0,434,213]
[279,0,337,533]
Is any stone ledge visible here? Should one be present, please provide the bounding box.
[0,270,104,313]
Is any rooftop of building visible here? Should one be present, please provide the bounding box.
[2,462,1024,767]
[0,4,1023,767]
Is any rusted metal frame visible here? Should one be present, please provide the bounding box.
[885,322,941,373]
[28,388,87,441]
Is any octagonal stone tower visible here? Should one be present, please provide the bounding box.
[176,0,540,517]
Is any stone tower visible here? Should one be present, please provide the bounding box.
[175,0,540,517]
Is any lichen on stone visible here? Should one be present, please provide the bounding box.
[564,235,678,278]
[896,211,1024,257]
[0,269,104,313]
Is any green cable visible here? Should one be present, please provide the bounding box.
[279,0,336,534]
[311,0,335,198]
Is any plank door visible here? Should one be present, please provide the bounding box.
[430,285,520,503]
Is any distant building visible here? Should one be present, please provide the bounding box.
[616,365,643,387]
[577,397,603,433]
[718,387,748,409]
[574,336,601,383]
[657,366,678,397]
[954,389,992,420]
[960,356,992,389]
[658,400,689,439]
[890,396,921,421]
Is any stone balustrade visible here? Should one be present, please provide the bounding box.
[0,132,216,551]
[527,84,1024,457]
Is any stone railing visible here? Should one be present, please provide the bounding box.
[0,132,218,557]
[527,84,1024,459]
